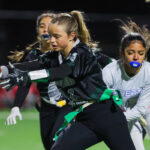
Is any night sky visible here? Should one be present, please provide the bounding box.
[0,0,149,64]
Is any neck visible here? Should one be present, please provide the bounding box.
[62,41,75,58]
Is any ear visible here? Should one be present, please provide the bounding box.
[69,32,76,41]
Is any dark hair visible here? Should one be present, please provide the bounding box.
[120,32,146,52]
[36,11,56,33]
[118,19,150,53]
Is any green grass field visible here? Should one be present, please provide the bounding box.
[0,108,150,150]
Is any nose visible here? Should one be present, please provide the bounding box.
[50,36,55,43]
[43,27,48,34]
[133,53,139,60]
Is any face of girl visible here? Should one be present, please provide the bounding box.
[123,40,146,70]
[49,23,75,54]
[38,16,51,39]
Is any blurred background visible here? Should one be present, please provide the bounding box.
[0,0,150,149]
[0,0,150,65]
[0,0,150,109]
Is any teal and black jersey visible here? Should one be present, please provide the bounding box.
[30,42,108,105]
[11,43,112,106]
[94,50,113,68]
[13,48,43,107]
[12,48,62,106]
[58,42,107,104]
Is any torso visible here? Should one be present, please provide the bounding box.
[103,60,150,108]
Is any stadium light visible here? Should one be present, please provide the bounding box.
[145,0,150,3]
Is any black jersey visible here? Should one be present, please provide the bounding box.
[94,50,112,68]
[11,43,111,106]
[13,48,42,107]
[13,49,62,106]
[23,48,43,62]
[35,42,108,106]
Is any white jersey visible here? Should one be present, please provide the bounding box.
[102,60,150,122]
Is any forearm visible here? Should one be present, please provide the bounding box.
[9,60,42,72]
[124,81,150,122]
[0,60,41,79]
[123,107,145,122]
[13,84,31,107]
[124,98,149,122]
[28,64,73,82]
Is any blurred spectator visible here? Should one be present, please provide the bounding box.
[0,83,40,109]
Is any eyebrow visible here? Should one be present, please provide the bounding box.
[39,23,45,25]
[127,49,145,51]
[53,33,61,36]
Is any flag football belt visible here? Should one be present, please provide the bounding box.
[42,97,66,107]
[54,89,122,141]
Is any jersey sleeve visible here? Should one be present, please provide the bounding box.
[9,50,36,107]
[11,60,42,71]
[13,84,31,107]
[28,52,77,82]
[29,49,97,82]
[12,49,40,107]
[7,51,59,73]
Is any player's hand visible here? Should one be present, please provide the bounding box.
[0,65,9,79]
[0,63,30,91]
[5,107,22,125]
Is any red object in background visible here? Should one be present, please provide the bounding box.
[29,83,40,97]
[0,87,5,108]
[0,83,40,108]
[0,86,18,108]
[24,83,41,108]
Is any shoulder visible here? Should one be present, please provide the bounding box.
[28,49,42,56]
[67,42,93,63]
[142,61,150,77]
[103,60,119,73]
[143,60,150,68]
[102,60,121,88]
[24,49,42,61]
[72,42,92,55]
[102,60,121,80]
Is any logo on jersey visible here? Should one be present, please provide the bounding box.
[121,89,142,97]
[68,53,78,62]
